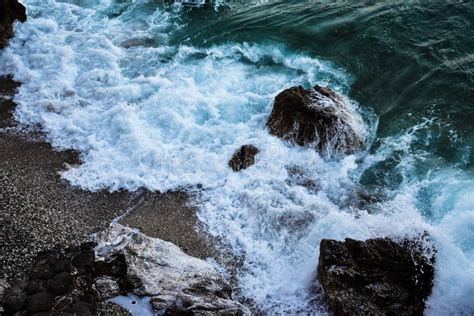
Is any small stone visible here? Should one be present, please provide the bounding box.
[30,259,55,280]
[71,302,94,316]
[72,251,95,274]
[34,250,58,263]
[95,277,120,300]
[4,281,27,312]
[53,296,73,311]
[0,278,10,305]
[81,293,97,308]
[47,272,73,295]
[26,291,54,313]
[53,258,71,273]
[229,145,259,172]
[27,279,46,294]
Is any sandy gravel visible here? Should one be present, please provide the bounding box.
[0,76,216,284]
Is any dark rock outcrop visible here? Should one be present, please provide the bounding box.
[0,0,27,49]
[229,144,259,172]
[3,244,100,315]
[267,85,365,155]
[318,236,436,316]
[2,225,250,315]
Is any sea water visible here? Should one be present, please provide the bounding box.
[1,0,473,314]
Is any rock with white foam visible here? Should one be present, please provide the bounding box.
[95,224,250,315]
[267,85,365,155]
[229,144,259,172]
[317,236,436,316]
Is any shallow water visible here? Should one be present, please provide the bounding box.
[1,0,473,314]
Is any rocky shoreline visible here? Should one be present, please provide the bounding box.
[0,75,230,314]
[1,2,438,315]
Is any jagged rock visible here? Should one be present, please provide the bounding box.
[0,0,27,48]
[95,277,120,300]
[317,236,436,316]
[3,280,27,312]
[229,145,259,172]
[95,224,250,315]
[267,85,365,155]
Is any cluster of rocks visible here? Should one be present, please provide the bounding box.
[0,242,133,315]
[1,224,249,315]
[317,236,436,316]
[0,0,26,48]
[224,85,437,315]
[228,84,365,171]
[0,2,436,313]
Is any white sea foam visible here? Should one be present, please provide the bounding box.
[1,0,473,314]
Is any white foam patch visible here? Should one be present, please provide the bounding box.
[1,0,473,314]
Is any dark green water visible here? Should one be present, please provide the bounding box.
[176,1,474,169]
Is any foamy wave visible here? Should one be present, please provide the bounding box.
[1,0,473,314]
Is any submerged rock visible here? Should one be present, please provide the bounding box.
[229,144,259,172]
[95,224,250,315]
[0,0,27,48]
[317,236,436,316]
[267,85,365,155]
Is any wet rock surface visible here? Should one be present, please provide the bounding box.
[95,224,250,315]
[317,236,436,316]
[267,85,365,155]
[2,225,249,315]
[1,242,141,315]
[229,144,259,172]
[0,0,27,48]
[3,244,99,315]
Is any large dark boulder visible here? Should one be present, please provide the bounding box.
[317,237,436,316]
[267,85,364,155]
[0,0,27,48]
[229,145,259,172]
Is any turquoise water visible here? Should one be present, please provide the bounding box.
[1,0,473,314]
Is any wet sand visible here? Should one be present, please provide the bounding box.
[0,76,216,283]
